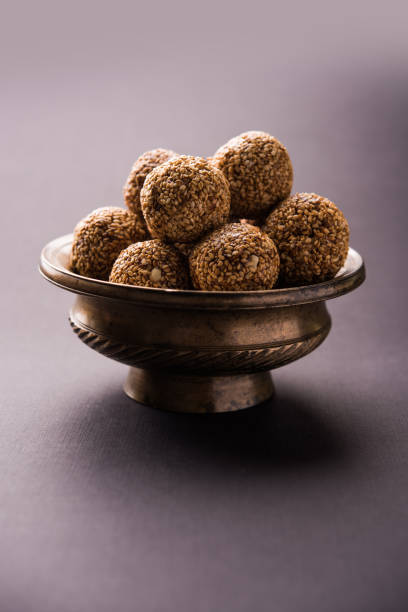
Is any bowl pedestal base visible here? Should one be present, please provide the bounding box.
[124,367,274,413]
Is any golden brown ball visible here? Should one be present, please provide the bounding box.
[140,155,230,243]
[189,223,280,291]
[262,192,350,285]
[123,148,178,234]
[109,240,189,289]
[212,131,293,220]
[71,207,144,280]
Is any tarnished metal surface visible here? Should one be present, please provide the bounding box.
[40,234,365,412]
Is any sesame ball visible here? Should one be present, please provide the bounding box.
[140,155,230,243]
[123,148,178,234]
[212,131,293,220]
[71,207,144,280]
[189,223,280,291]
[262,192,350,285]
[109,240,189,289]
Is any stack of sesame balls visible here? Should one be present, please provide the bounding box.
[70,131,350,291]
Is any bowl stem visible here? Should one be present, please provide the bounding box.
[124,367,274,413]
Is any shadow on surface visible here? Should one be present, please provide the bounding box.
[61,380,354,477]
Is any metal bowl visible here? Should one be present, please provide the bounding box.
[40,234,365,413]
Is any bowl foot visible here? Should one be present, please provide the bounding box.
[124,367,274,413]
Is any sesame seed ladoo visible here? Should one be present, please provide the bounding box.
[262,192,349,285]
[109,240,189,289]
[212,131,293,220]
[124,148,178,235]
[140,155,230,243]
[189,223,280,291]
[71,207,144,281]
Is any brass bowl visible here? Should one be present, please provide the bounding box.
[40,234,365,413]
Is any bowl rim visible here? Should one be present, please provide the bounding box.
[39,233,365,310]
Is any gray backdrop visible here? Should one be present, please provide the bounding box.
[1,1,407,611]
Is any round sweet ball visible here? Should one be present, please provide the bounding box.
[109,240,189,289]
[71,207,144,280]
[123,148,178,233]
[189,223,280,291]
[262,192,350,285]
[212,131,293,220]
[140,155,230,243]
